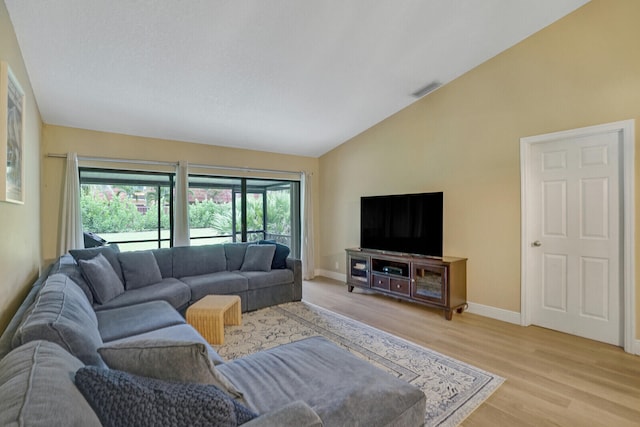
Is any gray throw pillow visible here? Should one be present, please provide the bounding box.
[240,244,276,272]
[70,245,124,284]
[258,240,290,269]
[118,251,163,290]
[78,253,125,304]
[75,367,257,427]
[98,340,243,399]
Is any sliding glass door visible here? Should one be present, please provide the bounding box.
[79,168,174,250]
[188,176,300,257]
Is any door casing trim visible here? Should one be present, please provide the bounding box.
[520,119,635,353]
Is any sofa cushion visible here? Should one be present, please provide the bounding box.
[70,244,124,284]
[78,253,125,304]
[93,278,191,312]
[240,245,276,272]
[239,269,294,291]
[258,240,290,269]
[173,245,227,278]
[75,367,257,427]
[98,340,243,399]
[96,301,186,342]
[12,274,105,367]
[54,254,94,304]
[224,242,250,271]
[181,271,248,302]
[106,323,225,365]
[217,336,426,427]
[118,251,163,290]
[152,247,174,278]
[0,341,102,427]
[242,401,322,427]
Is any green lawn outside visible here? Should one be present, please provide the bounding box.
[97,228,232,251]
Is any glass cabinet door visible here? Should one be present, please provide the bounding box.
[348,254,370,287]
[411,263,447,305]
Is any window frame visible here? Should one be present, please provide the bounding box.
[79,167,175,249]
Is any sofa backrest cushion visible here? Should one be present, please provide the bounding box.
[118,251,163,290]
[98,339,243,399]
[12,274,105,367]
[172,245,226,278]
[224,242,250,271]
[69,244,125,284]
[78,253,126,304]
[54,254,95,304]
[240,244,276,272]
[75,366,257,427]
[258,240,291,269]
[0,340,102,427]
[152,248,174,278]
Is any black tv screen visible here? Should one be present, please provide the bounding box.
[360,192,443,257]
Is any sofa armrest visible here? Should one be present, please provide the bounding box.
[242,401,322,427]
[286,258,302,301]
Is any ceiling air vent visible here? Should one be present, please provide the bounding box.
[411,81,442,98]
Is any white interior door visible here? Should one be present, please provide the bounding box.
[525,130,622,346]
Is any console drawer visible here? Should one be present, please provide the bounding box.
[371,274,390,291]
[389,278,410,296]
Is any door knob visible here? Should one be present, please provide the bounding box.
[532,240,542,247]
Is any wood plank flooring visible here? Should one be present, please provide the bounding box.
[302,277,640,426]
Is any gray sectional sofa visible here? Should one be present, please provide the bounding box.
[0,242,426,426]
[62,241,302,313]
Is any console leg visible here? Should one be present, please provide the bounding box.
[348,285,354,293]
[456,303,468,314]
[444,309,453,321]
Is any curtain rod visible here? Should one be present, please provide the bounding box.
[47,153,178,167]
[47,153,303,176]
[189,163,302,176]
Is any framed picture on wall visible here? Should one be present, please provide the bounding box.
[0,61,25,204]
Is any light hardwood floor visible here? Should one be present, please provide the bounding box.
[302,277,640,427]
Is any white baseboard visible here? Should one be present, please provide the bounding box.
[311,272,522,325]
[465,301,521,325]
[311,274,520,322]
[314,269,346,282]
[633,340,640,356]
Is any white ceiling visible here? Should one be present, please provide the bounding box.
[5,0,589,157]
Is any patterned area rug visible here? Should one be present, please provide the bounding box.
[216,301,504,426]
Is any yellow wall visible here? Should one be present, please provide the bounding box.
[0,1,42,331]
[41,125,320,264]
[318,0,640,321]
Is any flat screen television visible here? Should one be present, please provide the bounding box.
[360,192,443,257]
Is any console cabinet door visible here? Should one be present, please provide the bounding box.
[347,252,370,287]
[411,263,447,305]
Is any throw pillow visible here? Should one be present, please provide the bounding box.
[240,244,276,272]
[258,240,290,269]
[117,251,163,290]
[70,245,125,284]
[77,253,125,304]
[75,367,257,427]
[98,340,243,399]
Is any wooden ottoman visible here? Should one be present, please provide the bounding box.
[186,295,242,345]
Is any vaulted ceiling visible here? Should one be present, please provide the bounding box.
[5,1,589,157]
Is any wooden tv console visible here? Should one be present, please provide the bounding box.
[345,248,467,320]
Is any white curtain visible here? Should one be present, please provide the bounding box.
[301,171,315,280]
[173,160,190,247]
[59,152,84,255]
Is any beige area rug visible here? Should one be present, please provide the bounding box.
[215,301,504,427]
